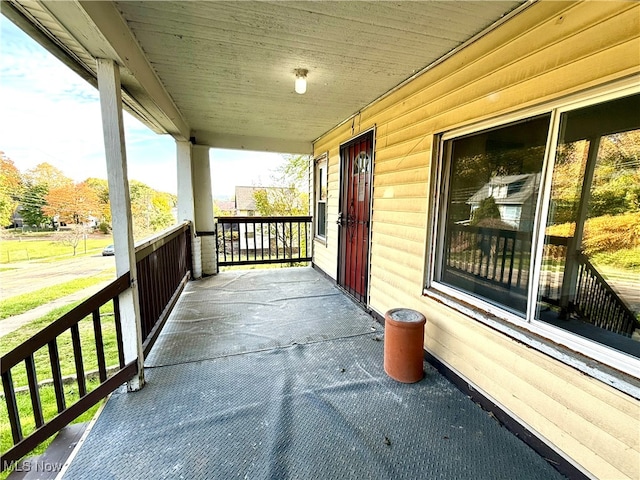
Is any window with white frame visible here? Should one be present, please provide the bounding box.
[429,91,640,367]
[315,154,328,240]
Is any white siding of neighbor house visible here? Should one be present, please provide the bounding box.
[313,2,640,478]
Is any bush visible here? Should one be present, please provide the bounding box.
[98,222,111,234]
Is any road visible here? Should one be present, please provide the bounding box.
[1,254,116,299]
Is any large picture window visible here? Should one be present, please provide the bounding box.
[436,115,551,314]
[430,92,640,367]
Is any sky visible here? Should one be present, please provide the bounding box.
[0,16,285,198]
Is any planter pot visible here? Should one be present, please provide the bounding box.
[383,308,426,383]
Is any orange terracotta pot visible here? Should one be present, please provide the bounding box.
[383,308,426,383]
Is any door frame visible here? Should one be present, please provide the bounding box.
[337,127,376,306]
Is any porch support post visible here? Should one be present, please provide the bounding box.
[559,136,601,314]
[96,58,145,390]
[192,145,217,275]
[176,140,202,278]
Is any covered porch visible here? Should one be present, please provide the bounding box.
[59,267,562,479]
[2,2,638,478]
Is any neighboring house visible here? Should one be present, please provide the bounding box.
[214,200,235,216]
[10,205,24,228]
[467,173,540,230]
[232,186,298,255]
[234,186,258,216]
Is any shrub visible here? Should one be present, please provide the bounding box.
[98,222,111,234]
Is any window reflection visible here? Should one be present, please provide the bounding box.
[537,95,640,357]
[439,115,551,314]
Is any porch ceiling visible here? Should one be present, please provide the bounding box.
[5,0,527,153]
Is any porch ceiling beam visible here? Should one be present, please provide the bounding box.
[192,131,312,155]
[77,0,190,141]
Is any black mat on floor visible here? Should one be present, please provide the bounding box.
[145,268,379,367]
[63,268,564,479]
[64,342,563,479]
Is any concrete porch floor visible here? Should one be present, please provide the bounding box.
[61,267,565,479]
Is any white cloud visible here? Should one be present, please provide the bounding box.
[0,17,285,197]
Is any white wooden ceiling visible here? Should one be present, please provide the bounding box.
[4,1,528,153]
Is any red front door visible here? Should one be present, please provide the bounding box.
[338,132,373,304]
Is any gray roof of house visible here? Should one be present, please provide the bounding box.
[235,186,258,211]
[467,173,540,205]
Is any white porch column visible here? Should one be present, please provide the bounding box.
[192,145,217,275]
[96,58,145,390]
[176,140,202,278]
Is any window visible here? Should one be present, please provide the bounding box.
[536,94,640,359]
[315,154,328,240]
[430,91,640,368]
[435,115,551,315]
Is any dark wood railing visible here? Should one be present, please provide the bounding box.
[574,253,638,337]
[212,216,312,267]
[445,224,531,293]
[1,222,192,470]
[1,274,137,468]
[447,227,637,336]
[136,222,192,356]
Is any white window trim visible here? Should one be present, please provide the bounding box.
[314,153,328,243]
[425,77,640,385]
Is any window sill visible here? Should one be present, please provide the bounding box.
[314,236,327,246]
[423,286,640,399]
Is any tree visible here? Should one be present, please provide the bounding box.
[20,183,50,228]
[253,154,310,217]
[58,223,88,256]
[128,180,176,237]
[252,154,311,263]
[43,181,101,226]
[0,152,23,227]
[85,177,111,223]
[19,163,72,230]
[23,163,72,190]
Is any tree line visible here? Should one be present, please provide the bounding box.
[0,152,176,238]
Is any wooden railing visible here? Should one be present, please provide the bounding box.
[445,224,531,293]
[1,222,192,470]
[447,226,638,336]
[135,222,192,356]
[212,216,312,267]
[1,274,137,468]
[574,253,638,337]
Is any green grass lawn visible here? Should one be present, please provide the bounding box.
[0,236,112,264]
[0,271,116,320]
[1,301,120,389]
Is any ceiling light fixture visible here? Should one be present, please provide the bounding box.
[294,68,308,94]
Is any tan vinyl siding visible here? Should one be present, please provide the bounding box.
[312,145,341,277]
[313,2,640,478]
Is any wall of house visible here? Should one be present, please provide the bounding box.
[312,2,640,478]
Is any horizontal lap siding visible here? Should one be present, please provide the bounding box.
[427,302,639,479]
[313,2,640,477]
[312,142,342,278]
